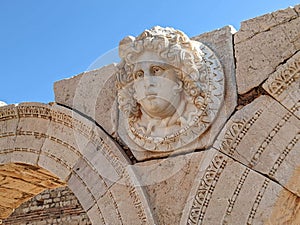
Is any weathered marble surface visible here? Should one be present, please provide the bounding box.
[54,64,119,136]
[135,148,299,225]
[192,26,237,151]
[235,5,300,94]
[133,150,216,225]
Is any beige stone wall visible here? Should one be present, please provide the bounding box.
[2,187,91,225]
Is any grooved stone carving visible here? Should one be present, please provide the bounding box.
[214,95,300,196]
[180,148,286,225]
[263,51,300,118]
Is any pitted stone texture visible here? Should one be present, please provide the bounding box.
[235,6,298,43]
[214,95,300,196]
[54,64,119,136]
[235,5,300,94]
[133,150,216,225]
[263,51,300,119]
[180,148,288,225]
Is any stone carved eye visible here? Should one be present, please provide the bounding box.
[134,70,144,79]
[151,66,164,75]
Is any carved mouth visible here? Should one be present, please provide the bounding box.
[145,92,157,99]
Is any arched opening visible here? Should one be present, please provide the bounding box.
[0,103,155,225]
[0,162,65,221]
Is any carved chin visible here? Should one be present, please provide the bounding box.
[140,98,176,118]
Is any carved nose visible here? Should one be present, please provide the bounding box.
[144,76,156,88]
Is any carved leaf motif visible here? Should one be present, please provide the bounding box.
[266,54,300,96]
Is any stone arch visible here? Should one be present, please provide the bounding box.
[0,103,155,224]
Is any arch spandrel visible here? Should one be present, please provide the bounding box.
[0,103,156,224]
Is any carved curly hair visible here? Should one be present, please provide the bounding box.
[116,26,208,119]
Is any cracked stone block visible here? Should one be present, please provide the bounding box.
[54,64,119,136]
[214,95,300,197]
[179,148,290,225]
[191,26,237,151]
[235,4,300,94]
[72,158,110,201]
[133,150,216,225]
[67,172,95,212]
[263,51,300,119]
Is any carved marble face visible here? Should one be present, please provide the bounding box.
[132,51,183,119]
[116,26,225,153]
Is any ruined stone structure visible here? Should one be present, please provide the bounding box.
[1,5,299,225]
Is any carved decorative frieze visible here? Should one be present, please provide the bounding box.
[116,26,224,153]
[263,51,300,118]
[263,53,300,97]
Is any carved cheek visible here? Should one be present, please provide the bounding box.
[163,69,178,82]
[133,79,146,101]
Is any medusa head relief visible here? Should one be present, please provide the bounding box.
[116,26,224,153]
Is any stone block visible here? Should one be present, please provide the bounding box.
[102,176,156,225]
[96,191,125,225]
[235,5,300,94]
[54,64,119,135]
[180,148,286,225]
[87,203,105,225]
[263,51,300,118]
[191,26,237,150]
[214,95,300,196]
[67,172,95,211]
[38,154,72,181]
[72,158,109,201]
[133,150,216,225]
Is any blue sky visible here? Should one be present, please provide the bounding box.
[1,0,299,104]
